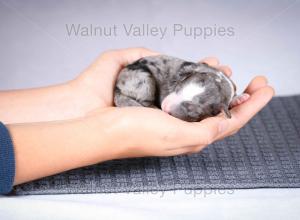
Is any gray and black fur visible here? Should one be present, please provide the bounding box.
[114,55,236,122]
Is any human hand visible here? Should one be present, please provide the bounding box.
[73,48,235,114]
[76,48,274,157]
[6,48,273,186]
[87,76,273,158]
[2,48,273,188]
[72,48,159,114]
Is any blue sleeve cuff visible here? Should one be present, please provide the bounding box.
[0,122,15,195]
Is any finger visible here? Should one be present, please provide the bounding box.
[232,86,274,122]
[215,65,232,77]
[165,142,211,156]
[164,144,199,156]
[230,93,250,108]
[185,144,207,155]
[160,113,226,149]
[217,86,274,140]
[217,77,271,140]
[199,57,220,66]
[244,76,268,94]
[95,47,160,81]
[199,58,232,77]
[179,116,228,147]
[115,47,160,66]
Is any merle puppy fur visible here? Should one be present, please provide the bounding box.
[114,55,238,122]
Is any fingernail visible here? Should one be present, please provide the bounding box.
[241,93,250,101]
[218,120,229,133]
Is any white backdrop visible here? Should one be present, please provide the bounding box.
[0,0,299,95]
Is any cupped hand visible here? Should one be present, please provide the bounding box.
[73,48,159,110]
[74,48,274,158]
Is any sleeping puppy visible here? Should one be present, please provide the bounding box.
[114,55,249,122]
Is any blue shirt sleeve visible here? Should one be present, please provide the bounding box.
[0,122,15,195]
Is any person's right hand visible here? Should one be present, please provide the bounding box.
[76,48,273,159]
[89,74,273,159]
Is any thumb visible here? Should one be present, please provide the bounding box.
[182,117,229,146]
[112,47,160,66]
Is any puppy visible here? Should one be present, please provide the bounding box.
[114,55,249,122]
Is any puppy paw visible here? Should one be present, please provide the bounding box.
[230,93,250,108]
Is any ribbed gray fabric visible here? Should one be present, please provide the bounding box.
[12,95,300,195]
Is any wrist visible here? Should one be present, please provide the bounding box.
[78,109,128,163]
[66,78,104,118]
[88,108,136,160]
[97,108,153,159]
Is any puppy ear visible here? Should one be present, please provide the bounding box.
[178,62,196,79]
[222,104,231,119]
[178,71,193,82]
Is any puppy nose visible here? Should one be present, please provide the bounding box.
[161,99,171,113]
[161,93,181,113]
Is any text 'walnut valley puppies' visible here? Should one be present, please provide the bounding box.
[114,55,249,122]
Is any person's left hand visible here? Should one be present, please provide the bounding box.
[72,47,233,115]
[71,48,158,114]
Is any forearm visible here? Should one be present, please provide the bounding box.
[7,114,120,185]
[0,80,101,124]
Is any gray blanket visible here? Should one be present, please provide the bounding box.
[12,95,300,195]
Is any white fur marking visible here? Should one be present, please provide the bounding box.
[216,71,235,101]
[217,72,223,78]
[179,83,205,101]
